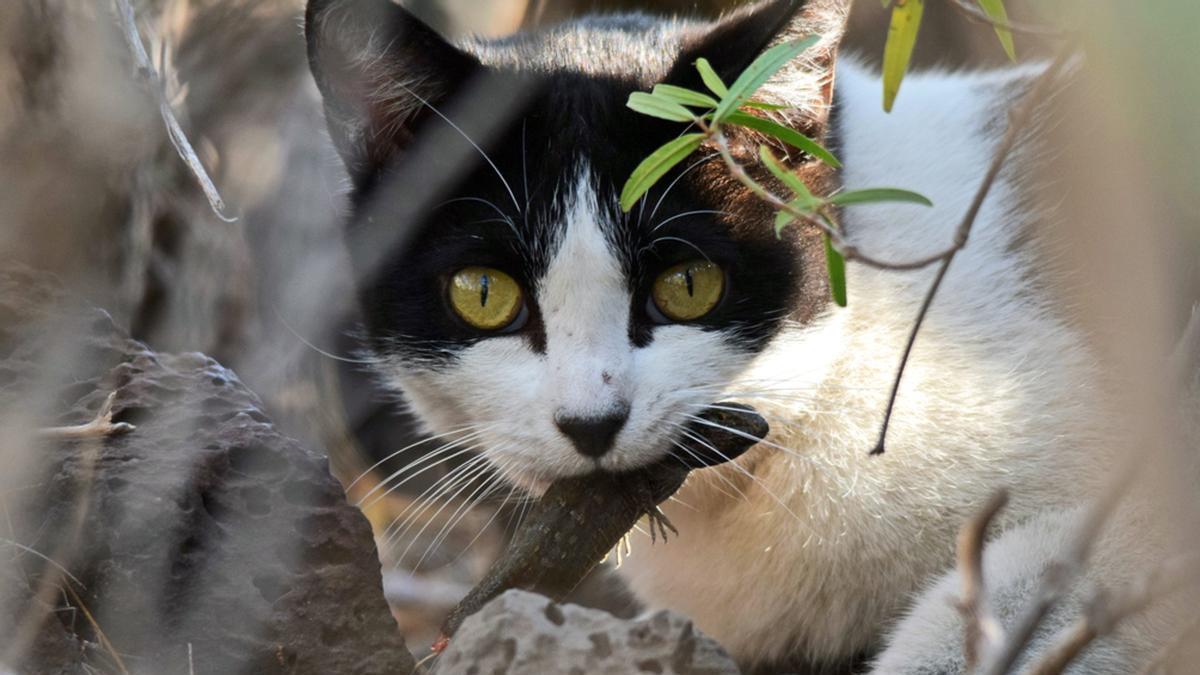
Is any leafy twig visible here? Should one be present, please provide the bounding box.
[944,0,1068,38]
[869,42,1074,455]
[957,490,1009,670]
[111,0,236,223]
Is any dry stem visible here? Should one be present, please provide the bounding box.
[958,490,1010,670]
[111,0,236,223]
[1022,554,1200,675]
[977,458,1140,675]
[37,392,135,440]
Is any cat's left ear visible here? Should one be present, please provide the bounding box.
[667,0,849,126]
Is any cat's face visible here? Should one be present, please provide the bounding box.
[306,0,843,481]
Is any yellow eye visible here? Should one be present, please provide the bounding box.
[448,267,524,331]
[651,260,724,322]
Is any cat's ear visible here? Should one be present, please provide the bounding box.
[305,0,479,177]
[667,0,849,125]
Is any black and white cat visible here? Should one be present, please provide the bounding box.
[305,0,1171,671]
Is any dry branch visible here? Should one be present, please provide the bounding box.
[957,490,1010,670]
[1022,554,1200,675]
[978,460,1140,675]
[111,0,236,223]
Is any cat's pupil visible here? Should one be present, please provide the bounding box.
[480,274,490,307]
[685,268,694,297]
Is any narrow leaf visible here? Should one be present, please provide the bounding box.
[759,146,820,209]
[743,101,792,111]
[620,133,706,212]
[976,0,1017,61]
[653,84,719,109]
[695,58,729,98]
[627,92,697,122]
[726,111,841,167]
[824,234,848,307]
[774,200,811,235]
[882,0,924,112]
[713,35,820,123]
[829,188,933,207]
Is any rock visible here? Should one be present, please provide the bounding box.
[438,589,740,675]
[0,266,416,675]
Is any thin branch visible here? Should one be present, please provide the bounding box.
[957,490,1010,670]
[111,0,236,223]
[1022,554,1200,675]
[943,0,1069,38]
[869,42,1075,455]
[978,459,1139,675]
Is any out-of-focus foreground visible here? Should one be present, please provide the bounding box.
[0,0,1197,673]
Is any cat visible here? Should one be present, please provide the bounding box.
[305,0,1181,671]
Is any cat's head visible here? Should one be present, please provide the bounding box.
[306,0,848,481]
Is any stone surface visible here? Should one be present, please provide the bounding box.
[438,589,740,675]
[0,266,416,675]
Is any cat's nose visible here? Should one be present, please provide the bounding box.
[555,407,629,458]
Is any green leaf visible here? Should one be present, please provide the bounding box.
[742,101,792,111]
[652,84,719,109]
[627,92,697,122]
[713,35,820,123]
[824,234,848,307]
[759,146,819,207]
[828,188,933,207]
[726,111,841,167]
[695,58,729,98]
[774,199,812,234]
[976,0,1017,61]
[882,0,925,112]
[620,133,706,212]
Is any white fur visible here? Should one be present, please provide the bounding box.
[616,60,1123,667]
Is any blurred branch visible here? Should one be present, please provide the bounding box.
[978,459,1139,675]
[1169,303,1200,389]
[943,0,1068,37]
[111,0,237,223]
[1022,553,1200,675]
[957,490,1009,670]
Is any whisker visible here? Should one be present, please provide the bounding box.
[396,82,522,212]
[647,152,718,225]
[651,209,732,233]
[382,452,494,552]
[347,423,479,491]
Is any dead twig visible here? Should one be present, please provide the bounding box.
[978,459,1139,675]
[958,490,1010,670]
[869,42,1075,455]
[1022,554,1200,675]
[37,392,135,440]
[111,0,236,223]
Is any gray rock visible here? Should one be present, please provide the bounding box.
[0,266,415,675]
[438,589,740,675]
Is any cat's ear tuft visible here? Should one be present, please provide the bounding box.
[305,0,479,178]
[668,0,850,123]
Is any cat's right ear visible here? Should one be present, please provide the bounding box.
[305,0,479,179]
